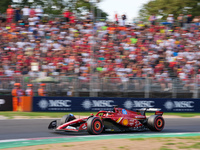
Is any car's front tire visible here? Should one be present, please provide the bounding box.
[87,117,103,135]
[60,114,76,125]
[147,115,165,131]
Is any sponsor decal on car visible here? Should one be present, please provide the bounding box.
[122,119,128,126]
[129,119,136,126]
[66,126,76,130]
[79,123,87,130]
[135,116,146,119]
[122,109,127,114]
[116,117,123,123]
[134,120,142,127]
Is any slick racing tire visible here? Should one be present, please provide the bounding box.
[147,115,165,131]
[60,114,75,125]
[87,117,103,135]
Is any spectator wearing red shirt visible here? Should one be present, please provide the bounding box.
[63,10,70,23]
[115,13,118,24]
[6,5,14,23]
[70,14,75,24]
[30,7,36,16]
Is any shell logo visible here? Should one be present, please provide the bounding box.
[122,119,128,126]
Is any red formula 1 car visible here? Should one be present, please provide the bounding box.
[48,106,165,135]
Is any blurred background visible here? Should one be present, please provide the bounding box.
[0,0,200,99]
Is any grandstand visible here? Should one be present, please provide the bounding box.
[0,6,200,99]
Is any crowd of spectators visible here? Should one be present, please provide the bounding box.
[1,5,200,92]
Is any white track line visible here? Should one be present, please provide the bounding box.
[1,132,200,143]
[0,139,28,143]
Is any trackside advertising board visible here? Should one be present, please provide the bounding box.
[32,97,200,112]
[0,95,13,111]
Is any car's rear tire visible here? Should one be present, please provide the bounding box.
[60,114,76,125]
[147,115,165,131]
[87,117,103,135]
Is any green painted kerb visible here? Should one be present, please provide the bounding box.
[1,132,200,149]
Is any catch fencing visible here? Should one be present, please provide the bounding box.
[0,76,200,98]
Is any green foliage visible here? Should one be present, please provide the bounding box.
[0,112,200,118]
[0,0,12,14]
[139,0,200,19]
[12,0,45,8]
[0,111,97,119]
[1,0,108,17]
[75,0,108,19]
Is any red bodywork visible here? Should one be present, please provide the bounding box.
[52,107,163,132]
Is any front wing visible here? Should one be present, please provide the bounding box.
[48,119,88,132]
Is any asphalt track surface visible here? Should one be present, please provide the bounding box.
[0,118,200,140]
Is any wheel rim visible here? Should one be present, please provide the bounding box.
[94,121,101,131]
[156,119,163,128]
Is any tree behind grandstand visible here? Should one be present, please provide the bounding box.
[1,0,108,18]
[139,0,200,20]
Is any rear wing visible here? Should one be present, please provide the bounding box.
[136,108,163,116]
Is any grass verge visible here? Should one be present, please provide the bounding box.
[129,136,200,150]
[0,112,200,119]
[0,112,96,119]
[3,136,200,150]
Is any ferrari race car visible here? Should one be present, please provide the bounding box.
[48,106,165,135]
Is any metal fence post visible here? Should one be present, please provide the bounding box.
[74,77,79,97]
[145,77,150,98]
[90,76,98,97]
[172,78,176,98]
[193,75,198,98]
